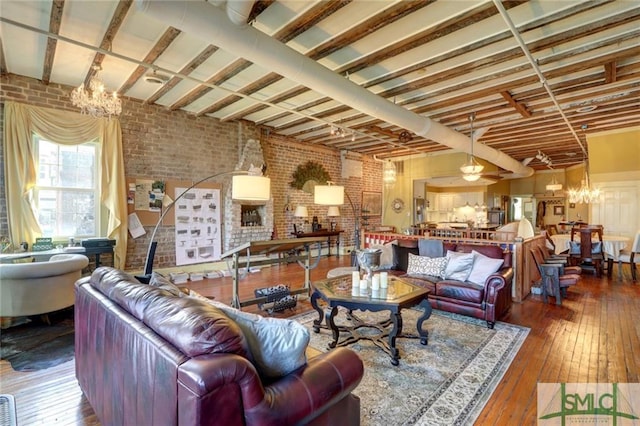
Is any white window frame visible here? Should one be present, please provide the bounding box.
[33,135,101,239]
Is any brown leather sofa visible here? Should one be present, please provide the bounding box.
[391,241,514,329]
[75,267,363,426]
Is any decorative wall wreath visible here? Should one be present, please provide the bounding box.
[290,161,331,191]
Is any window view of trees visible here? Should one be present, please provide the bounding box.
[35,138,98,238]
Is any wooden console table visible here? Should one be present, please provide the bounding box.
[292,230,344,257]
[221,237,325,309]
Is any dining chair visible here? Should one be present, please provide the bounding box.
[535,245,582,275]
[616,230,640,281]
[530,248,580,305]
[569,226,604,277]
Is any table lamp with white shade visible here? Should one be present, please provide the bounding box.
[294,205,309,234]
[315,182,358,265]
[327,206,340,231]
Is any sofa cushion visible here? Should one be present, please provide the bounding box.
[149,271,185,296]
[191,291,310,379]
[400,275,437,293]
[467,250,505,286]
[418,239,444,257]
[443,251,475,281]
[456,243,505,258]
[143,295,251,360]
[436,280,484,304]
[392,244,419,271]
[407,253,447,278]
[90,268,176,320]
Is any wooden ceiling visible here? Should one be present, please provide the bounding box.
[2,0,639,173]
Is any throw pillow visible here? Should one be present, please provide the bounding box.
[418,239,444,258]
[407,253,448,278]
[443,250,476,281]
[190,291,309,379]
[391,244,419,271]
[467,250,505,286]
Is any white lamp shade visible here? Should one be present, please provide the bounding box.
[294,205,309,217]
[517,217,535,239]
[314,185,344,205]
[231,175,270,200]
[327,206,341,217]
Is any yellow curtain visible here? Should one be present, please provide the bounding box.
[3,101,127,268]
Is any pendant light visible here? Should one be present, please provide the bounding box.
[460,112,484,182]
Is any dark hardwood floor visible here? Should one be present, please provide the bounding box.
[1,255,638,425]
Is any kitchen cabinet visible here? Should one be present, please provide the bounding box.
[432,192,484,211]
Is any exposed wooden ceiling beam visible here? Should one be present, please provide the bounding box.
[187,0,354,115]
[501,90,532,118]
[605,61,617,83]
[83,0,132,86]
[0,37,6,75]
[42,0,64,85]
[145,45,219,105]
[118,27,181,94]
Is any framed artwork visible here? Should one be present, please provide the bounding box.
[554,205,565,216]
[361,191,382,216]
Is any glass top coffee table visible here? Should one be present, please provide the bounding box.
[310,274,432,366]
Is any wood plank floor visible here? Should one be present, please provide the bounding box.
[1,255,638,425]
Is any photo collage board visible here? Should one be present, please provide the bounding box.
[174,186,221,266]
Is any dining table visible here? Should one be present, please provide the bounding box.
[550,234,631,261]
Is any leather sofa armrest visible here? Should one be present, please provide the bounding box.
[483,267,513,304]
[258,347,364,425]
[178,348,363,425]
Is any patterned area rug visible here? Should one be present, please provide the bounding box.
[295,308,529,426]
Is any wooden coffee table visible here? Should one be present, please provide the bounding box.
[310,274,432,366]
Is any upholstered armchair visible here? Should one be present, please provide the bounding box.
[0,254,88,318]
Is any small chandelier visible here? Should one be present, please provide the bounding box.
[383,160,397,185]
[545,174,563,194]
[461,112,484,182]
[567,164,600,204]
[71,66,122,119]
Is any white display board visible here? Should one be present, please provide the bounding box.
[174,186,221,265]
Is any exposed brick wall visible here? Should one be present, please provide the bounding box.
[262,134,382,249]
[0,74,382,269]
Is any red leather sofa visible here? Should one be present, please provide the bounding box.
[391,241,514,329]
[75,267,363,426]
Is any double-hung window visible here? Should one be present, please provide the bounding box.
[34,136,100,239]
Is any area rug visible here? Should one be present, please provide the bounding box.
[295,308,529,426]
[0,309,75,372]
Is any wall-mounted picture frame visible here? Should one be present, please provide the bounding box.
[569,203,576,209]
[554,205,565,216]
[361,191,382,216]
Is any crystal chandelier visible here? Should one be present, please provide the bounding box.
[567,164,600,204]
[383,160,397,185]
[71,66,122,118]
[460,112,484,182]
